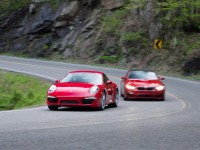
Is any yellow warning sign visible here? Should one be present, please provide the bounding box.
[154,39,163,49]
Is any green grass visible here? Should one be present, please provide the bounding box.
[0,70,51,111]
[99,55,119,63]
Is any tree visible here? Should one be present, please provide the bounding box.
[158,0,200,32]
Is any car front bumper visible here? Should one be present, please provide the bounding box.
[125,90,165,100]
[46,94,102,108]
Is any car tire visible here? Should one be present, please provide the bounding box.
[120,91,124,97]
[159,93,165,101]
[98,92,106,111]
[120,84,124,97]
[123,92,129,101]
[110,90,119,108]
[48,106,58,111]
[123,97,128,101]
[160,97,165,101]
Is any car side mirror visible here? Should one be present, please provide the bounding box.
[121,76,125,80]
[106,80,112,85]
[158,76,165,80]
[55,79,61,84]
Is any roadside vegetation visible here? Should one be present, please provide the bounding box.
[0,0,32,20]
[0,70,51,111]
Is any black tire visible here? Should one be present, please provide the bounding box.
[98,92,106,111]
[160,93,165,101]
[120,92,124,97]
[48,106,58,111]
[160,96,165,101]
[123,92,128,101]
[120,85,124,97]
[110,90,119,108]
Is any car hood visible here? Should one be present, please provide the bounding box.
[51,82,95,97]
[127,79,164,87]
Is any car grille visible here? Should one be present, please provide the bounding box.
[82,98,95,104]
[48,97,58,103]
[60,100,79,104]
[137,87,155,91]
[156,94,164,98]
[138,94,154,98]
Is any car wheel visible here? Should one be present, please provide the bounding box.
[159,93,165,101]
[111,90,119,108]
[48,106,58,111]
[98,92,106,111]
[123,92,128,101]
[160,96,165,101]
[120,85,124,97]
[120,89,124,97]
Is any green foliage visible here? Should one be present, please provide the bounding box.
[99,55,119,63]
[102,9,128,35]
[125,0,146,9]
[49,0,64,9]
[121,31,144,43]
[121,30,149,52]
[127,47,141,54]
[0,70,50,110]
[158,0,200,32]
[178,33,200,55]
[0,0,64,19]
[101,0,146,35]
[0,0,32,19]
[42,44,48,50]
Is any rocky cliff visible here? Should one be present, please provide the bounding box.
[0,0,199,75]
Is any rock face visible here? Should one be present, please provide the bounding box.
[182,51,200,75]
[0,0,198,74]
[0,0,164,59]
[56,1,80,21]
[100,0,124,10]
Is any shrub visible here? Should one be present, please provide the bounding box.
[158,0,200,32]
[99,55,119,63]
[0,70,50,110]
[102,9,128,35]
[0,0,32,19]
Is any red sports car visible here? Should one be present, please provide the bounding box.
[120,69,165,101]
[47,70,119,110]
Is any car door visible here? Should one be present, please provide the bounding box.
[121,71,130,95]
[103,74,113,103]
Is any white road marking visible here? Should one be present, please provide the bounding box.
[0,106,47,113]
[165,76,200,85]
[0,67,56,81]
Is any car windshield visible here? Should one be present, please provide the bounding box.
[61,72,103,84]
[128,71,158,80]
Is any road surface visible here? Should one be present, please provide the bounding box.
[0,56,199,150]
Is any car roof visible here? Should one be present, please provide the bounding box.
[129,69,155,72]
[69,70,104,74]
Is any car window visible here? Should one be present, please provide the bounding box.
[103,74,109,84]
[61,73,103,84]
[128,71,158,80]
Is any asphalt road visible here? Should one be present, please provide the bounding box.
[0,55,200,150]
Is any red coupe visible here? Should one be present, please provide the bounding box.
[47,70,119,110]
[120,69,165,101]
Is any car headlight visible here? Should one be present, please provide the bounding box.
[155,86,165,91]
[90,85,99,94]
[48,85,57,93]
[125,84,136,90]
